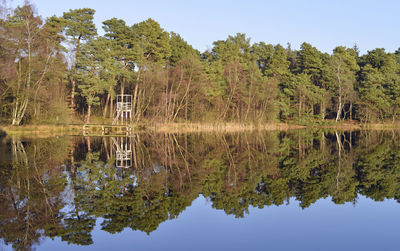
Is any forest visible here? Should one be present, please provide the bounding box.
[1,2,400,126]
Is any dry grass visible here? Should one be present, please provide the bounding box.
[318,121,400,131]
[359,123,400,130]
[3,121,400,137]
[0,124,82,137]
[319,122,362,130]
[146,122,306,133]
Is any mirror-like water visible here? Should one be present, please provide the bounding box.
[1,130,400,250]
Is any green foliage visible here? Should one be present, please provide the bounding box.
[132,18,171,65]
[357,49,400,121]
[77,38,113,107]
[62,8,97,41]
[169,32,200,66]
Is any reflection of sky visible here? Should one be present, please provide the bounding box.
[16,195,399,251]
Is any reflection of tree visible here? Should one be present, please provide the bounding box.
[3,131,400,249]
[57,216,96,245]
[330,131,358,204]
[356,131,400,201]
[55,152,98,245]
[0,137,68,250]
[71,133,212,234]
[202,132,281,217]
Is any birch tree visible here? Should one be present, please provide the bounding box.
[331,46,359,121]
[0,4,66,125]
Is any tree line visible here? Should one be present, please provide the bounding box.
[2,130,400,248]
[1,3,400,125]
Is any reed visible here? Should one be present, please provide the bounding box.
[147,122,305,133]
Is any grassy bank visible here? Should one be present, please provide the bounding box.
[0,125,83,137]
[2,121,400,136]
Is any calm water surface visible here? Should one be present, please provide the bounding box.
[1,130,400,250]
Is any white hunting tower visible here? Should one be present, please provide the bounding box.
[113,94,132,125]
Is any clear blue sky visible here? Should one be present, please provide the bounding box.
[10,0,400,54]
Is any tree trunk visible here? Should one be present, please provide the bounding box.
[133,84,139,121]
[12,98,29,126]
[349,101,353,121]
[12,99,19,126]
[298,95,302,119]
[70,38,81,113]
[185,92,189,122]
[132,69,141,121]
[86,104,91,123]
[120,80,124,96]
[70,79,76,112]
[103,92,111,118]
[109,96,114,119]
[336,94,342,122]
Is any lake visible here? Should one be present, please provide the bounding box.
[1,130,400,250]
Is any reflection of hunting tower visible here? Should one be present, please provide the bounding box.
[112,137,132,168]
[113,95,132,125]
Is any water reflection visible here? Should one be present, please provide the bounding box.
[1,130,400,250]
[112,137,132,169]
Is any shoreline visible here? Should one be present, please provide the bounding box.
[1,122,400,136]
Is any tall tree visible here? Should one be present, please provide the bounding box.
[131,18,171,121]
[297,42,326,118]
[76,37,112,123]
[102,18,135,118]
[62,8,96,113]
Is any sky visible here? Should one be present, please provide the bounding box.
[8,0,400,55]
